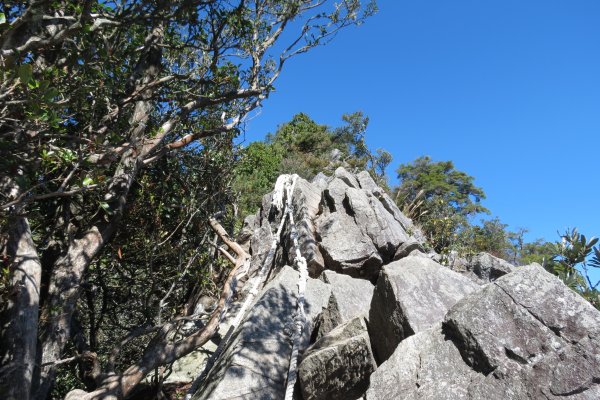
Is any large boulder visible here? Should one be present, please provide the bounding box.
[369,256,479,363]
[317,177,384,278]
[366,323,476,400]
[366,264,600,399]
[192,266,331,400]
[315,271,375,340]
[452,252,515,285]
[299,317,376,400]
[316,168,422,280]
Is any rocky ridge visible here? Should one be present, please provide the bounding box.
[187,168,600,400]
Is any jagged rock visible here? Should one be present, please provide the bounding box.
[334,166,360,188]
[347,187,410,257]
[456,252,515,284]
[366,323,476,400]
[193,266,331,400]
[315,271,374,340]
[317,180,383,278]
[369,256,479,363]
[393,239,425,260]
[282,177,325,277]
[367,264,600,399]
[188,170,600,400]
[299,317,376,400]
[355,170,427,244]
[311,172,330,191]
[316,169,421,279]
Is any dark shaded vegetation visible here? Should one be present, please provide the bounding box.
[0,1,376,398]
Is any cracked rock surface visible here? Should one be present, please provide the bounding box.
[367,264,600,399]
[191,170,600,400]
[369,256,479,363]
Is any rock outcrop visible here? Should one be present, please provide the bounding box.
[298,317,376,400]
[189,169,600,400]
[314,270,374,340]
[192,266,330,399]
[451,251,515,285]
[369,255,479,362]
[366,264,600,399]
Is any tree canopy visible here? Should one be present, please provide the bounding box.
[0,1,376,399]
[233,112,392,216]
[394,156,489,253]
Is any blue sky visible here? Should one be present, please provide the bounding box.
[242,0,600,260]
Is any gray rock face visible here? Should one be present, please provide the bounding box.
[193,266,331,400]
[315,271,374,340]
[279,177,326,277]
[452,252,515,284]
[369,256,479,363]
[367,264,600,399]
[244,169,423,282]
[316,168,422,279]
[366,323,476,400]
[355,171,427,244]
[299,317,376,400]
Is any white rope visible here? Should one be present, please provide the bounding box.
[284,175,307,400]
[185,175,298,400]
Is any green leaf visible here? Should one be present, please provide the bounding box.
[0,13,6,24]
[18,64,33,84]
[43,88,59,102]
[82,176,94,186]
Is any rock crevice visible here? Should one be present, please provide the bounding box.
[190,169,600,400]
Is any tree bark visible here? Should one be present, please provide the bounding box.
[33,23,165,400]
[0,215,42,400]
[64,218,249,400]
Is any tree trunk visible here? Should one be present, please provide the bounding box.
[34,24,164,399]
[0,216,42,400]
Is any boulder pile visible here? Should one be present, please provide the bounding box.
[190,168,600,400]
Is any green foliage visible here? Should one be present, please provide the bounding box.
[0,0,377,396]
[234,112,391,216]
[234,142,283,217]
[542,229,600,309]
[459,217,512,259]
[519,239,557,266]
[395,156,489,254]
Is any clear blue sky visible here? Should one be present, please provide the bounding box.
[242,1,600,255]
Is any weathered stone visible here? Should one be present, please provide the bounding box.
[346,187,410,259]
[311,172,330,191]
[393,239,425,260]
[369,256,479,363]
[315,271,374,339]
[451,252,514,285]
[317,202,383,279]
[237,214,257,254]
[367,264,600,399]
[334,166,360,188]
[356,170,427,244]
[166,340,218,384]
[299,317,376,400]
[444,263,600,398]
[316,174,418,279]
[366,323,476,400]
[193,266,331,400]
[282,177,325,277]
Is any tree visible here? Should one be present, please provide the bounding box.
[0,1,376,399]
[460,217,512,259]
[543,229,600,309]
[234,111,391,215]
[395,156,489,254]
